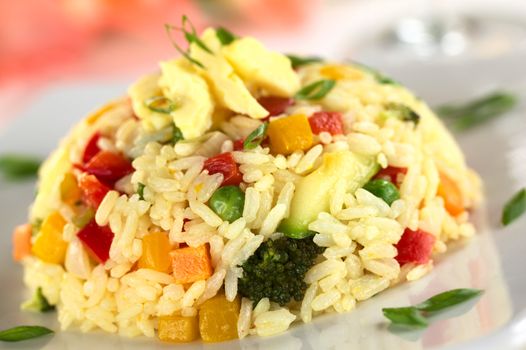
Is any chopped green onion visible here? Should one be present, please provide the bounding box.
[243,123,268,150]
[382,103,420,125]
[144,96,177,114]
[383,288,483,328]
[21,287,54,313]
[138,183,146,201]
[502,188,526,226]
[0,325,53,342]
[216,27,237,45]
[165,16,210,69]
[72,207,95,229]
[286,54,323,69]
[294,79,336,100]
[437,91,517,131]
[0,154,41,181]
[181,15,212,54]
[31,218,43,236]
[363,179,400,205]
[171,124,184,144]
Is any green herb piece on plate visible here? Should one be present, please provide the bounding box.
[502,188,526,226]
[0,154,41,181]
[137,182,146,201]
[0,325,53,342]
[437,91,517,131]
[382,288,483,328]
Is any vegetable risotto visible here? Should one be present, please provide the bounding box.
[12,21,482,343]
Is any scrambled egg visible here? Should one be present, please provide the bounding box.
[190,29,268,119]
[159,59,214,139]
[222,37,300,97]
[127,27,301,138]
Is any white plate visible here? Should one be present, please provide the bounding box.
[1,62,525,350]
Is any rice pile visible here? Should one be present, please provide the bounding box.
[21,26,481,342]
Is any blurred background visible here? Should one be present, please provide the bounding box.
[1,0,526,126]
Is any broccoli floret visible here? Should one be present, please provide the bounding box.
[21,287,54,313]
[238,236,323,306]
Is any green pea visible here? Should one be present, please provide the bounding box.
[363,179,400,205]
[208,186,245,222]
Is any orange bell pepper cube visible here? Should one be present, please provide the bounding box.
[31,211,68,264]
[437,172,465,216]
[171,245,212,284]
[267,114,313,155]
[138,232,172,273]
[199,293,240,342]
[158,315,199,343]
[12,223,32,262]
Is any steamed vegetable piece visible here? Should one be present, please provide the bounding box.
[267,114,313,155]
[12,224,32,262]
[437,91,517,131]
[502,188,526,226]
[78,173,111,208]
[257,96,293,117]
[395,228,436,265]
[308,111,344,135]
[170,245,213,284]
[82,132,101,163]
[203,152,243,186]
[294,79,336,100]
[238,236,323,305]
[437,172,464,216]
[21,287,54,312]
[208,186,245,222]
[383,288,483,328]
[0,325,53,342]
[158,315,199,343]
[82,151,134,183]
[279,151,379,238]
[60,172,82,207]
[31,211,68,264]
[138,232,172,272]
[374,166,407,186]
[199,294,240,342]
[0,154,41,180]
[363,179,400,205]
[76,220,114,263]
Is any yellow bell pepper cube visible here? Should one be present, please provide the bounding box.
[320,64,364,81]
[138,232,172,273]
[32,211,68,264]
[60,172,82,207]
[158,315,199,343]
[267,114,313,155]
[198,293,240,343]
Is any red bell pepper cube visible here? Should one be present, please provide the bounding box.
[375,166,407,186]
[83,150,134,183]
[203,152,243,186]
[308,111,344,135]
[233,139,244,151]
[82,132,101,164]
[77,220,114,263]
[395,228,436,265]
[258,96,293,117]
[78,173,111,208]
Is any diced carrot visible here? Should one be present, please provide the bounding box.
[437,172,464,216]
[12,224,32,262]
[171,245,212,284]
